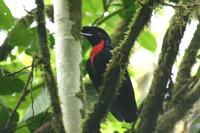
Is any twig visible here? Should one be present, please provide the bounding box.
[92,0,111,26]
[3,66,31,77]
[95,8,124,26]
[23,5,34,16]
[30,76,35,117]
[5,58,35,132]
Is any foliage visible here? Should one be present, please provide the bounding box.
[0,0,199,133]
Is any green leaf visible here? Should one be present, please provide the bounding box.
[137,29,157,52]
[8,28,38,55]
[82,39,91,75]
[22,89,51,122]
[195,66,200,78]
[0,0,15,30]
[0,104,19,129]
[119,0,136,19]
[44,0,52,4]
[48,33,55,49]
[14,126,30,133]
[0,76,24,95]
[122,0,136,8]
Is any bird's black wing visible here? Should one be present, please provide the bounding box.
[87,49,138,123]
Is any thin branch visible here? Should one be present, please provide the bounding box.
[92,0,111,26]
[95,8,124,26]
[154,79,200,133]
[3,66,31,77]
[35,0,65,132]
[5,59,35,132]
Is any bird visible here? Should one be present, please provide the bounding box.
[81,26,138,123]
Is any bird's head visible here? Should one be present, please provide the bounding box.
[80,26,111,46]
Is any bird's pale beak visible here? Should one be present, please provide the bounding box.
[80,32,93,37]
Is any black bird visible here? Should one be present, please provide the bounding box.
[81,26,138,123]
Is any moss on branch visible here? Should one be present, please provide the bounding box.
[81,0,164,132]
[172,23,200,104]
[134,1,191,133]
[155,79,200,133]
[35,1,64,133]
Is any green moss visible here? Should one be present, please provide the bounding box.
[68,0,82,40]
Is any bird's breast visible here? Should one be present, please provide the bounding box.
[90,40,105,66]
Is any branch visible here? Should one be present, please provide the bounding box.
[35,0,64,133]
[81,0,165,132]
[0,10,35,61]
[3,66,31,77]
[134,1,191,132]
[94,8,124,26]
[0,5,53,61]
[92,0,111,26]
[172,22,200,104]
[154,79,200,133]
[5,59,35,133]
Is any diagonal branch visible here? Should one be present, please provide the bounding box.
[82,0,165,132]
[0,5,53,61]
[154,79,200,133]
[172,22,200,104]
[134,1,192,133]
[5,58,35,133]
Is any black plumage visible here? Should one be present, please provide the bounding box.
[81,26,138,123]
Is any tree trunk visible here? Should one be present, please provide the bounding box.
[53,0,83,133]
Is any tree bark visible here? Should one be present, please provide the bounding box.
[53,0,83,133]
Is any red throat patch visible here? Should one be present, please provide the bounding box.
[90,40,105,66]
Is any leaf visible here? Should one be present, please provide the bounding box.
[122,0,136,8]
[8,28,38,55]
[0,76,24,95]
[119,0,136,19]
[82,39,91,75]
[22,89,51,122]
[0,104,19,129]
[14,126,30,133]
[195,66,200,78]
[48,33,55,49]
[137,29,157,52]
[0,0,15,30]
[44,0,52,4]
